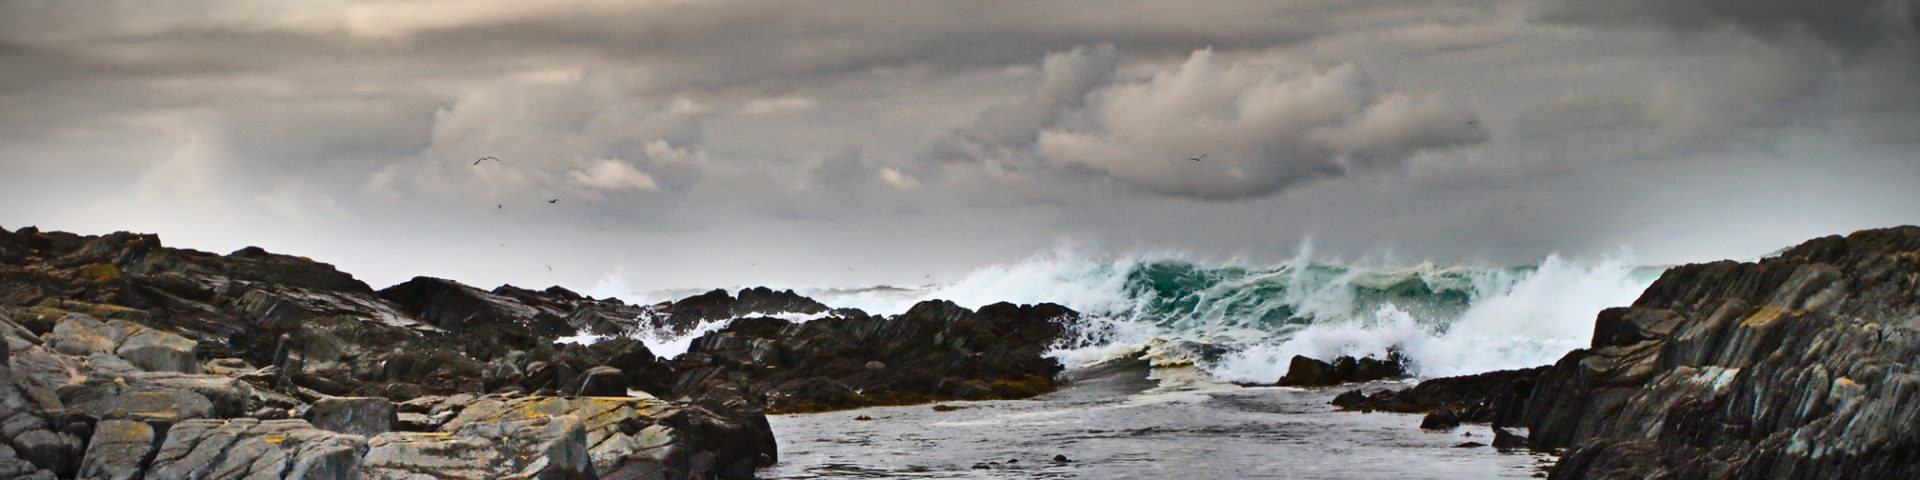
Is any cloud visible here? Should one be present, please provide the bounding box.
[1546,0,1918,52]
[569,158,659,192]
[737,96,819,116]
[1008,48,1484,199]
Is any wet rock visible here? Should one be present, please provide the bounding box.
[304,397,397,437]
[1053,454,1071,463]
[1490,427,1527,450]
[673,300,1073,413]
[1516,226,1920,478]
[1453,441,1486,448]
[146,418,365,480]
[1420,409,1461,430]
[1276,353,1406,387]
[1332,366,1545,426]
[78,419,156,480]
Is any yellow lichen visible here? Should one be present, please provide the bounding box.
[79,263,121,283]
[1740,305,1786,327]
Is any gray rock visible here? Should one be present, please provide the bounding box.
[78,419,156,480]
[146,418,365,480]
[1519,227,1920,478]
[45,314,125,357]
[304,397,396,437]
[363,414,593,479]
[10,427,81,478]
[58,372,252,421]
[115,327,200,374]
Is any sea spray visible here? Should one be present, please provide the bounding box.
[806,252,1659,382]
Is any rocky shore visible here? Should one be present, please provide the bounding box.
[1328,226,1920,478]
[0,226,1077,479]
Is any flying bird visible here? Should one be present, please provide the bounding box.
[473,156,499,165]
[548,199,558,204]
[545,265,553,273]
[496,204,502,209]
[1189,153,1207,162]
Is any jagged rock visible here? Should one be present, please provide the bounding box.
[672,300,1072,413]
[571,366,626,397]
[304,397,397,437]
[115,327,200,373]
[45,314,126,357]
[1276,353,1406,387]
[146,418,365,480]
[440,396,773,479]
[57,372,253,421]
[78,419,156,480]
[640,287,829,335]
[1333,366,1545,425]
[1517,226,1920,478]
[10,426,82,478]
[0,442,58,480]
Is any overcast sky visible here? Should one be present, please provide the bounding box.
[1,0,1915,298]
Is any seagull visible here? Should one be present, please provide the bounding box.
[548,199,558,204]
[473,156,500,165]
[1189,153,1207,162]
[496,204,502,209]
[545,265,553,273]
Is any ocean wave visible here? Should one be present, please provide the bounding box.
[811,252,1661,383]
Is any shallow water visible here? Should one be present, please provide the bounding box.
[764,365,1554,479]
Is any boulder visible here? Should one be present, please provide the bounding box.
[115,327,200,373]
[77,419,156,480]
[1420,409,1461,430]
[57,372,253,421]
[45,314,125,357]
[1276,353,1405,387]
[9,427,81,478]
[571,366,626,397]
[304,397,397,437]
[146,418,365,480]
[442,396,773,479]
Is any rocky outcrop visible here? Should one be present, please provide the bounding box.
[145,418,365,480]
[1332,366,1545,425]
[671,300,1075,412]
[1515,226,1920,479]
[638,287,830,336]
[1274,353,1407,387]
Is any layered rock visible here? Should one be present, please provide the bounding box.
[1331,366,1545,426]
[672,300,1075,412]
[1515,226,1920,479]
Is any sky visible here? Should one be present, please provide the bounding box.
[1,0,1916,298]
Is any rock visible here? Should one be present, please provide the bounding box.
[304,397,397,437]
[115,327,200,373]
[57,372,253,421]
[1330,389,1368,408]
[441,396,773,479]
[1420,409,1461,430]
[1276,353,1405,387]
[1453,442,1486,448]
[10,427,82,478]
[45,314,126,357]
[672,300,1073,413]
[1332,366,1545,426]
[570,365,626,397]
[1515,226,1920,478]
[146,418,366,480]
[78,419,156,480]
[1053,454,1071,463]
[1490,427,1527,450]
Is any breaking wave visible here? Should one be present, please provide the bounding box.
[809,253,1662,383]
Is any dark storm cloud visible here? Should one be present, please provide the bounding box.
[0,0,1915,293]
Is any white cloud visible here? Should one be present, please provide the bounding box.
[569,158,659,192]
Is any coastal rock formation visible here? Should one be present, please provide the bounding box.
[1275,353,1407,387]
[1515,226,1920,478]
[1331,366,1545,425]
[672,300,1076,412]
[2,225,1076,478]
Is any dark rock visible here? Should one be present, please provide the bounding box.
[640,287,830,336]
[10,427,82,478]
[1454,442,1486,448]
[671,300,1074,413]
[304,397,397,437]
[1490,427,1527,450]
[1277,352,1406,387]
[1518,226,1920,478]
[1333,366,1546,426]
[1053,454,1071,463]
[570,365,626,397]
[1420,409,1461,430]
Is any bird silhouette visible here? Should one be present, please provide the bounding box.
[496,204,502,209]
[548,199,558,204]
[1189,153,1207,162]
[545,265,553,273]
[473,157,499,165]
